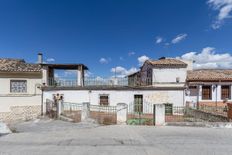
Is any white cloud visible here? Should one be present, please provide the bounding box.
[85,71,93,77]
[46,58,55,62]
[138,55,150,66]
[128,51,136,56]
[178,47,232,69]
[155,36,163,44]
[171,34,188,44]
[111,66,138,77]
[208,0,232,29]
[99,57,111,64]
[119,57,124,61]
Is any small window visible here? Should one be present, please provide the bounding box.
[165,103,173,115]
[99,95,109,106]
[189,86,197,96]
[10,80,27,93]
[221,85,231,100]
[202,85,212,100]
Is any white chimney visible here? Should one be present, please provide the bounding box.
[38,53,43,64]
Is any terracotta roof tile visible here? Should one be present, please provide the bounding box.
[0,58,41,72]
[147,58,187,68]
[187,70,232,81]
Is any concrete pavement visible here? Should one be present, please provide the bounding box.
[0,119,232,155]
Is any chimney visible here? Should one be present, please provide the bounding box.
[159,57,166,60]
[37,53,43,64]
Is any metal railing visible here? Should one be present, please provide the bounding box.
[47,77,154,87]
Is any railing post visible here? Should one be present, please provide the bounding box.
[81,102,90,121]
[116,103,128,124]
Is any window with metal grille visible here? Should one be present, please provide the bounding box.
[134,95,143,113]
[99,95,109,106]
[221,85,231,100]
[202,86,212,100]
[10,80,27,93]
[164,103,173,115]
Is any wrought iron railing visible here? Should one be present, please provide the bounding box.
[47,77,154,87]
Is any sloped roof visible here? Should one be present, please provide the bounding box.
[0,58,41,72]
[187,69,232,81]
[147,58,187,68]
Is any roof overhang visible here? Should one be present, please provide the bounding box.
[42,64,88,70]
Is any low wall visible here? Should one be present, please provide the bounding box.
[187,108,228,122]
[0,105,41,123]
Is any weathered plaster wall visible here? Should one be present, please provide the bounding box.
[43,89,185,113]
[153,68,187,83]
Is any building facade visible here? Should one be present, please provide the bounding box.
[186,70,232,107]
[0,58,42,122]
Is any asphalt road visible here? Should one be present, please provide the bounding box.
[0,119,232,155]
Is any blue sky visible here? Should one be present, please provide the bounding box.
[0,0,232,77]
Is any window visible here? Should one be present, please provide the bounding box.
[202,85,212,100]
[10,80,27,93]
[134,95,143,113]
[146,69,152,85]
[189,86,198,96]
[221,85,231,100]
[164,103,173,115]
[99,95,109,106]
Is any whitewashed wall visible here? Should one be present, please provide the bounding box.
[43,89,185,113]
[0,78,42,112]
[153,68,187,83]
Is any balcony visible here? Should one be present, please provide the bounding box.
[47,77,129,87]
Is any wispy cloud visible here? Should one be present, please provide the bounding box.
[208,0,232,29]
[99,57,111,64]
[46,58,55,62]
[138,55,150,66]
[155,36,163,44]
[128,51,136,56]
[178,47,232,69]
[111,66,138,77]
[171,34,188,44]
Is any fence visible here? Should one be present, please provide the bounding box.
[89,105,117,125]
[165,106,229,123]
[61,102,83,122]
[127,102,154,125]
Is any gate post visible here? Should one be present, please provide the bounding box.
[154,104,165,126]
[117,103,128,124]
[57,100,62,118]
[81,102,90,121]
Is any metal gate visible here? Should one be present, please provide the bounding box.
[46,99,57,118]
[61,102,83,122]
[127,102,154,125]
[90,105,117,125]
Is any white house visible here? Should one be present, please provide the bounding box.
[186,69,232,108]
[0,54,194,122]
[0,58,42,122]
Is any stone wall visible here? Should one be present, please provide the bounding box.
[0,105,41,123]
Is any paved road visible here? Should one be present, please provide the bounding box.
[0,119,232,155]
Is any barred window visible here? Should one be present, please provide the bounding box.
[134,95,143,113]
[10,80,27,93]
[221,85,231,100]
[164,103,173,115]
[202,86,212,100]
[99,95,109,106]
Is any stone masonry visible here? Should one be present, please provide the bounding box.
[0,105,41,123]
